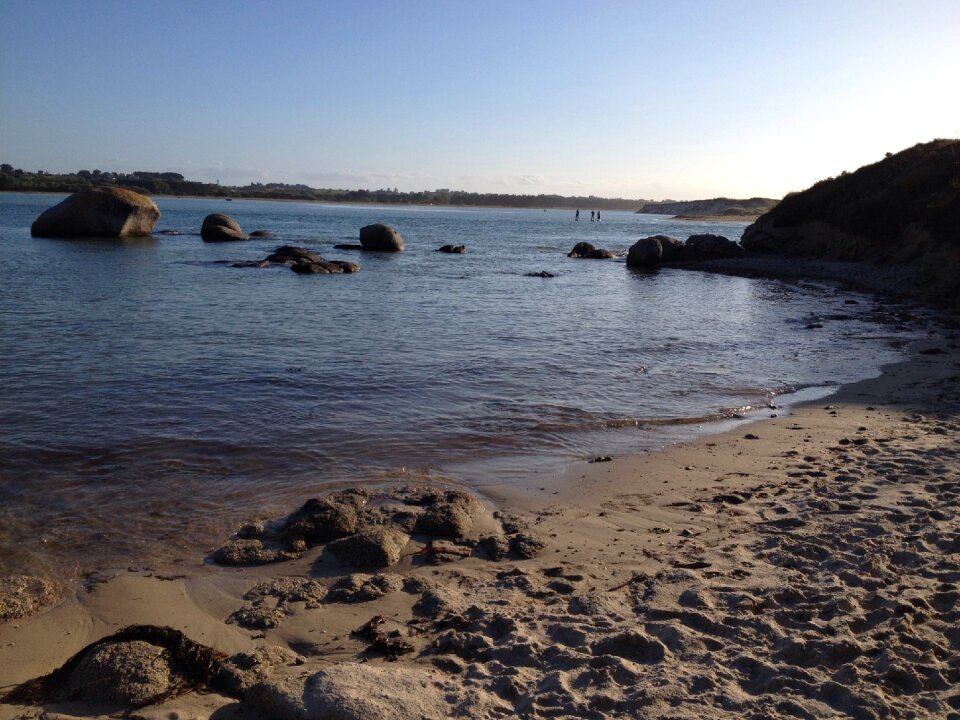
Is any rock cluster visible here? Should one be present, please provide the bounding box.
[437,244,466,254]
[212,486,543,572]
[626,234,743,268]
[233,245,360,274]
[30,188,160,238]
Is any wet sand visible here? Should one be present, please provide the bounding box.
[1,327,958,718]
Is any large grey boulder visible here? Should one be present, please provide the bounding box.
[201,213,248,242]
[359,223,404,252]
[31,188,160,238]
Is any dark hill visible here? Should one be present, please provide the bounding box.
[638,197,777,216]
[741,139,960,304]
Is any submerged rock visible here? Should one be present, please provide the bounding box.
[30,188,160,238]
[359,223,404,252]
[437,244,465,254]
[568,241,616,259]
[201,213,248,242]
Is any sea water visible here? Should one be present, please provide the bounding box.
[0,193,924,577]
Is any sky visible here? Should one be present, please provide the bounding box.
[1,0,958,201]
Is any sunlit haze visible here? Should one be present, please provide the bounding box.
[1,0,957,200]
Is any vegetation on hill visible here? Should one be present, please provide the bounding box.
[637,197,778,216]
[741,139,960,303]
[0,165,646,211]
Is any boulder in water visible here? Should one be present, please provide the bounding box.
[30,188,160,238]
[201,213,248,242]
[359,223,404,252]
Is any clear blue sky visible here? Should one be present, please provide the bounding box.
[1,0,957,200]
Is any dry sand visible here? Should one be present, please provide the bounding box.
[2,329,958,718]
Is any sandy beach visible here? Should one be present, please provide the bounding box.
[2,308,958,718]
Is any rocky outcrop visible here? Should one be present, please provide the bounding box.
[437,244,465,254]
[741,139,960,303]
[30,188,160,238]
[359,223,404,252]
[684,233,744,260]
[201,213,248,241]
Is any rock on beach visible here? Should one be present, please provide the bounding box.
[30,187,160,238]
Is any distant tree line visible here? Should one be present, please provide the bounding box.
[0,164,648,211]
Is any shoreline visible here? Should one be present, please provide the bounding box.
[2,315,957,716]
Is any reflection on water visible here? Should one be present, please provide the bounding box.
[0,193,928,578]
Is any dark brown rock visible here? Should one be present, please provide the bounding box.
[437,244,465,254]
[201,213,248,242]
[327,528,410,569]
[359,223,404,252]
[281,498,359,544]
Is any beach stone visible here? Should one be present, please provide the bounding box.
[249,230,273,238]
[67,640,178,705]
[266,245,323,264]
[244,577,328,608]
[30,187,160,238]
[525,271,556,278]
[228,604,288,630]
[201,213,248,241]
[477,535,510,560]
[359,223,404,252]
[327,573,403,603]
[415,501,474,538]
[437,244,466,254]
[213,538,299,566]
[221,645,300,694]
[627,236,664,267]
[0,575,61,622]
[328,527,410,569]
[509,532,546,558]
[246,662,450,720]
[281,498,359,544]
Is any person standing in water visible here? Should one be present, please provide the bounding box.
[597,210,601,222]
[590,211,595,221]
[575,209,580,221]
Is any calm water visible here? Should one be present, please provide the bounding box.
[0,193,921,577]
